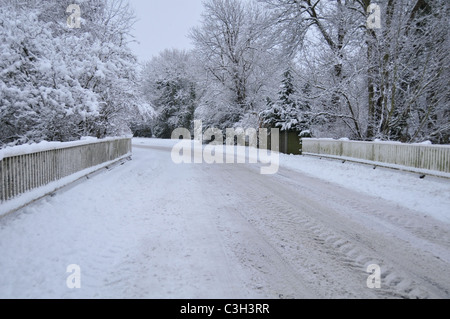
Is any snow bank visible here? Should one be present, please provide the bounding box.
[279,153,450,224]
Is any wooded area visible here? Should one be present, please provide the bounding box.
[143,0,449,144]
[1,0,448,148]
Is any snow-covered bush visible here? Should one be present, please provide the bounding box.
[0,0,152,148]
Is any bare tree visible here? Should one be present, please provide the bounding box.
[260,0,449,143]
[190,0,282,130]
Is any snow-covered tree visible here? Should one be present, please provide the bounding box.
[259,0,449,143]
[259,0,367,139]
[141,49,198,139]
[364,0,449,143]
[190,0,282,131]
[0,4,95,145]
[260,68,311,134]
[0,0,152,147]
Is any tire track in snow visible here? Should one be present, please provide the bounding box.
[213,163,450,299]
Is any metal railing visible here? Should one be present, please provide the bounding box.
[302,138,450,173]
[0,138,132,203]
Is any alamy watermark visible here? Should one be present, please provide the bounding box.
[66,264,81,289]
[66,3,381,30]
[367,4,382,30]
[66,4,81,29]
[170,121,280,175]
[367,264,381,289]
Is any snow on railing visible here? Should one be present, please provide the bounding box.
[0,137,132,203]
[302,138,450,174]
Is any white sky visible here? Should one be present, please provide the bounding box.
[128,0,205,64]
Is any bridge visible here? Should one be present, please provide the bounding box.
[0,138,449,299]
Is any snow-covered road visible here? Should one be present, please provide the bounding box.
[0,139,449,299]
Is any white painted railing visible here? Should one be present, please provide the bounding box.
[302,138,450,173]
[0,138,132,203]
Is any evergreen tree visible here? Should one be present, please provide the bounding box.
[260,69,311,135]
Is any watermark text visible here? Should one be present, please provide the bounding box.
[171,121,280,175]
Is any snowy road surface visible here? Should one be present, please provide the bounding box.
[0,139,449,299]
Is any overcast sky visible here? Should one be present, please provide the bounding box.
[128,0,205,64]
